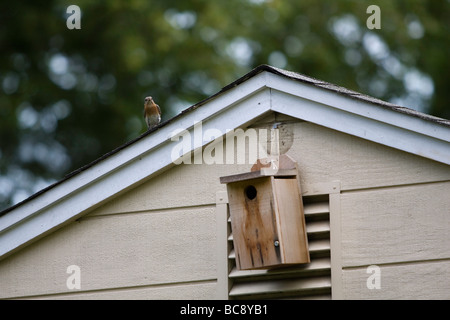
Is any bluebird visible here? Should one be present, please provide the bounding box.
[144,96,161,130]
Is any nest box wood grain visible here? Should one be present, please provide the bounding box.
[220,155,310,270]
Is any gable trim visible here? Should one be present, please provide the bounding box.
[270,87,450,166]
[1,66,449,260]
[0,74,271,260]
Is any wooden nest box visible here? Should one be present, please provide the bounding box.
[220,155,310,270]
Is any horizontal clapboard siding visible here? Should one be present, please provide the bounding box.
[227,196,331,299]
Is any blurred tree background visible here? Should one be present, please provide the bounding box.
[0,0,449,210]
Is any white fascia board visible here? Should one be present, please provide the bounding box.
[2,68,449,259]
[0,74,271,260]
[266,73,450,165]
[266,73,450,142]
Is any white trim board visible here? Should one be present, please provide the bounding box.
[0,82,270,259]
[271,88,450,165]
[1,66,449,260]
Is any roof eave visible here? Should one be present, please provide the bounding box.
[0,71,272,260]
[1,66,449,260]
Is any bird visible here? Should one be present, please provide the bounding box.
[143,96,161,130]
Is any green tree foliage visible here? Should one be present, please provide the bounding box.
[0,0,448,210]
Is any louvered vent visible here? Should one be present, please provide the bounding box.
[227,194,331,299]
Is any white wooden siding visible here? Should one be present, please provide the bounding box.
[0,117,448,299]
[0,206,217,299]
[341,182,450,266]
[339,181,450,299]
[342,260,450,299]
[27,282,217,300]
[93,119,450,218]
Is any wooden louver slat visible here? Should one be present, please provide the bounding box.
[227,196,332,299]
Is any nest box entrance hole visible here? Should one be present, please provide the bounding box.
[244,185,257,200]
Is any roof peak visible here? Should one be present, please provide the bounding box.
[1,64,449,260]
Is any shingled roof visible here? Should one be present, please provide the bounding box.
[1,65,449,259]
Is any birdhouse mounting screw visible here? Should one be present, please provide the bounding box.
[274,240,280,247]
